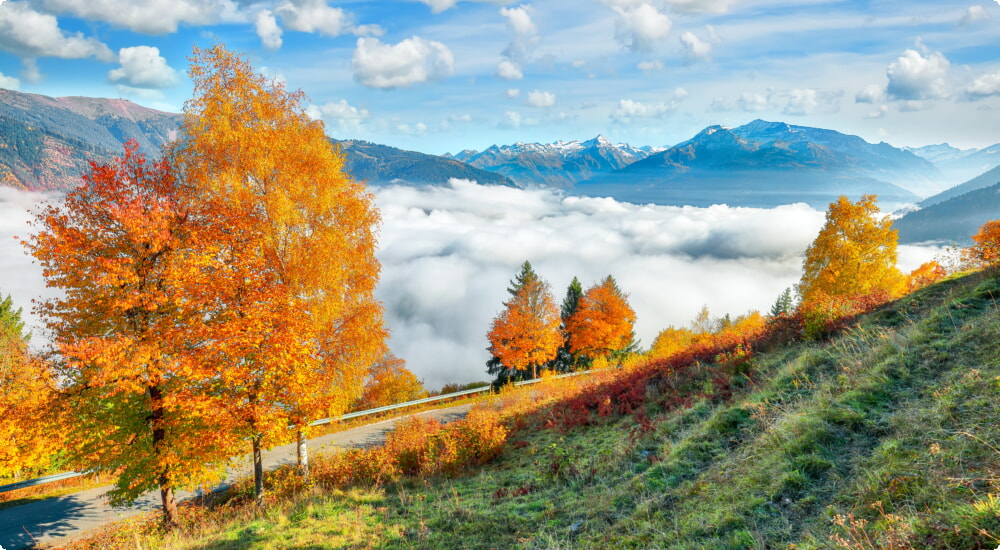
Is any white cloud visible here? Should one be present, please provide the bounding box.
[501,110,522,128]
[497,59,523,80]
[276,0,348,36]
[611,88,686,122]
[0,72,20,90]
[679,31,711,61]
[412,0,510,14]
[959,5,990,26]
[855,83,885,104]
[782,88,819,116]
[307,99,369,134]
[39,0,228,35]
[664,0,739,14]
[886,48,951,101]
[352,36,454,89]
[0,2,114,61]
[604,1,673,53]
[506,88,520,98]
[107,46,177,89]
[738,92,769,112]
[966,71,1000,98]
[637,60,664,72]
[255,10,283,50]
[526,89,556,108]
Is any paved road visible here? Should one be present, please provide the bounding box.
[0,404,472,550]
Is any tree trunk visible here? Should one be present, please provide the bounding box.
[253,434,264,506]
[296,429,309,480]
[532,363,537,379]
[149,385,178,526]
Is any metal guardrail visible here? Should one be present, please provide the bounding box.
[0,369,596,494]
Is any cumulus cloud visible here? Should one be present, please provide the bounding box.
[959,5,990,26]
[0,2,114,62]
[39,0,228,35]
[352,36,454,89]
[506,88,521,98]
[306,99,369,133]
[412,0,509,14]
[886,48,951,101]
[738,92,769,112]
[255,10,283,50]
[855,83,885,104]
[0,72,20,90]
[276,0,347,36]
[0,184,946,393]
[679,31,711,61]
[107,46,177,89]
[603,1,673,53]
[966,71,1000,98]
[637,60,664,73]
[526,89,556,108]
[782,88,819,116]
[665,0,739,14]
[611,88,686,123]
[497,59,523,80]
[501,110,522,128]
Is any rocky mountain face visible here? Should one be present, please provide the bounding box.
[0,89,182,191]
[450,135,662,188]
[0,89,511,192]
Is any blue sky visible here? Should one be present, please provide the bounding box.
[0,0,998,155]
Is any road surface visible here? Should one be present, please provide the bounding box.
[0,404,472,549]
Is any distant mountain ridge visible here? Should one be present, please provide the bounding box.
[450,135,663,188]
[573,120,933,209]
[0,89,511,192]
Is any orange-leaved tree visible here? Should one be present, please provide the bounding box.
[797,195,905,336]
[965,219,1000,272]
[172,44,385,498]
[0,293,60,480]
[487,261,562,379]
[25,142,227,524]
[359,353,427,410]
[908,261,947,292]
[566,275,637,362]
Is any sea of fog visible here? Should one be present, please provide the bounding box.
[1,181,942,391]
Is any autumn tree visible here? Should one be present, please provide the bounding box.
[908,261,947,292]
[798,195,906,307]
[546,277,588,373]
[0,292,60,480]
[173,45,385,499]
[25,143,226,524]
[487,261,562,380]
[566,276,637,362]
[358,353,427,409]
[964,219,1000,273]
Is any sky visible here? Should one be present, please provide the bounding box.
[0,0,999,155]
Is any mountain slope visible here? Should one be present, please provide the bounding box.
[920,164,1000,208]
[576,120,925,209]
[0,89,511,192]
[452,135,659,188]
[894,179,1000,244]
[337,140,513,187]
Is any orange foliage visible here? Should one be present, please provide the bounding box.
[799,195,905,308]
[0,329,59,479]
[908,261,947,291]
[487,263,562,379]
[173,45,386,501]
[566,276,636,361]
[25,141,229,522]
[359,353,427,410]
[965,219,1000,271]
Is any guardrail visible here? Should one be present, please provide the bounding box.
[0,369,595,494]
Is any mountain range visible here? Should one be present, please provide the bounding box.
[894,165,1000,245]
[1,89,998,217]
[449,135,663,189]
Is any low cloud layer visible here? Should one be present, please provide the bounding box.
[0,183,942,393]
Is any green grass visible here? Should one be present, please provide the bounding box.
[66,271,1000,549]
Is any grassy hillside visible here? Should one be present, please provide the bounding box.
[65,271,1000,549]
